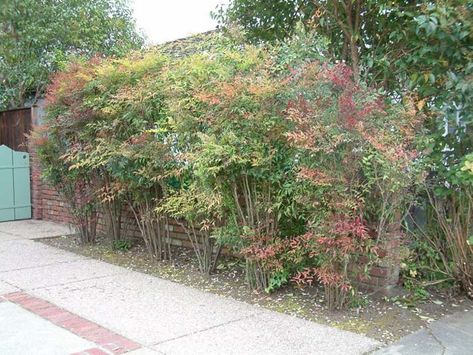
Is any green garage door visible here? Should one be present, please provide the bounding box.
[0,145,31,222]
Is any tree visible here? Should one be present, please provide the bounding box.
[0,0,143,109]
[215,0,424,85]
[405,3,473,298]
[400,3,473,169]
[216,1,471,89]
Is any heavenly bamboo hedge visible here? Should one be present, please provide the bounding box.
[33,33,429,310]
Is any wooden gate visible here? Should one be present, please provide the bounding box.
[0,108,32,222]
[0,145,31,221]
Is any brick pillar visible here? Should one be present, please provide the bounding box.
[356,224,402,295]
[30,147,43,220]
[30,100,45,220]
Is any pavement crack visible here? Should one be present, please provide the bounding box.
[428,327,446,355]
[30,272,126,290]
[0,230,18,237]
[0,278,20,290]
[150,314,257,347]
[0,259,84,274]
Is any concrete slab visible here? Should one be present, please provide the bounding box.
[0,302,96,355]
[32,271,262,346]
[153,309,379,355]
[373,328,443,355]
[0,232,24,242]
[0,280,18,295]
[0,258,127,290]
[0,239,82,272]
[0,223,382,354]
[374,311,473,355]
[431,309,473,335]
[429,311,473,355]
[0,220,73,240]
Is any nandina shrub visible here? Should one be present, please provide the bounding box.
[161,45,301,284]
[284,62,424,309]
[159,182,224,274]
[35,137,99,244]
[35,52,176,252]
[240,234,286,291]
[290,216,374,309]
[37,35,427,306]
[113,133,175,261]
[65,52,175,259]
[33,59,101,244]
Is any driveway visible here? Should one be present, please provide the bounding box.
[0,219,379,354]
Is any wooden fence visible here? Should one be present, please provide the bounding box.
[0,108,32,152]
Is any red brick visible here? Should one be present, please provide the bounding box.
[35,306,65,317]
[4,292,29,301]
[20,298,53,311]
[81,328,115,342]
[70,348,109,355]
[102,339,140,354]
[112,338,140,351]
[44,310,75,323]
[73,325,102,336]
[60,316,91,329]
[370,267,389,278]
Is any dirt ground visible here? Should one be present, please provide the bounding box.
[39,235,473,344]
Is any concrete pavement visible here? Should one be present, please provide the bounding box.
[373,310,473,355]
[0,302,96,355]
[0,220,380,354]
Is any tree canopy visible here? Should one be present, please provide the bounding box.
[215,1,471,90]
[0,0,143,109]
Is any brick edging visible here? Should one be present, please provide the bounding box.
[3,292,140,354]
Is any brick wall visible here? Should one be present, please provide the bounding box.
[30,150,73,223]
[96,208,195,249]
